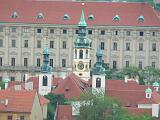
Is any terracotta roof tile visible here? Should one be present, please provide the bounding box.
[53,73,89,99]
[0,90,36,112]
[39,95,50,105]
[56,105,73,120]
[0,0,159,26]
[52,77,63,87]
[125,107,152,115]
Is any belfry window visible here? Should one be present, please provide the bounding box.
[96,78,101,88]
[79,50,83,59]
[43,75,48,86]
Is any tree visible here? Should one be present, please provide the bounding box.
[44,93,68,120]
[77,92,156,120]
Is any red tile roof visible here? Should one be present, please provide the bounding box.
[56,105,73,120]
[53,73,90,99]
[52,77,63,87]
[39,95,50,105]
[125,107,152,115]
[0,0,159,26]
[0,90,37,113]
[106,80,159,106]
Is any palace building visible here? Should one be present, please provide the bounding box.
[0,0,159,80]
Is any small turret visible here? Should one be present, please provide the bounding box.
[145,87,152,99]
[152,81,159,92]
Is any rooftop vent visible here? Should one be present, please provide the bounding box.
[63,14,70,20]
[113,15,120,21]
[11,12,18,18]
[88,14,94,20]
[137,15,144,22]
[37,13,44,19]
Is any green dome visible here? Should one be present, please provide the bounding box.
[2,77,10,83]
[43,47,49,54]
[152,82,159,87]
[145,88,152,93]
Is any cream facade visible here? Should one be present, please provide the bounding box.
[0,24,159,80]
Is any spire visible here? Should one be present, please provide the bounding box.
[75,2,90,48]
[78,3,87,27]
[92,49,105,75]
[41,38,52,73]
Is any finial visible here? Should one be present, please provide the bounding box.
[82,2,85,6]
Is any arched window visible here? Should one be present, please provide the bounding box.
[96,78,101,88]
[43,75,48,86]
[86,50,88,58]
[79,50,83,59]
[75,50,77,58]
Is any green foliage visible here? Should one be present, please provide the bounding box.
[77,93,156,120]
[44,93,68,120]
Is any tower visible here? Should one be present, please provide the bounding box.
[73,3,91,81]
[92,49,106,95]
[39,39,53,95]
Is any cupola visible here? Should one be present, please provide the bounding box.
[152,81,159,92]
[145,87,152,99]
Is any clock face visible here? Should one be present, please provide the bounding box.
[78,62,84,70]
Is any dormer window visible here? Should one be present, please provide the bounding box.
[63,14,70,20]
[137,15,144,22]
[113,15,120,21]
[88,14,94,20]
[37,13,44,19]
[11,12,18,18]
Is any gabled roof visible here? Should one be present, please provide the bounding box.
[53,73,90,99]
[0,90,37,113]
[0,0,159,27]
[56,105,73,120]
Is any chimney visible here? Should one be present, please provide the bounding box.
[5,99,8,106]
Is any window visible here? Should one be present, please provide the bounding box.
[12,40,16,48]
[11,27,16,32]
[37,40,41,48]
[0,57,2,66]
[96,78,101,88]
[89,60,91,68]
[152,43,156,51]
[100,42,105,50]
[75,50,77,59]
[138,61,142,69]
[37,58,40,67]
[79,50,83,59]
[63,14,70,20]
[126,61,129,67]
[10,77,15,81]
[88,30,92,35]
[139,32,144,36]
[126,43,130,51]
[113,61,117,69]
[37,13,44,19]
[50,41,54,48]
[126,31,131,36]
[20,116,24,120]
[62,41,67,49]
[50,59,53,67]
[152,32,155,37]
[0,39,3,47]
[24,58,28,67]
[8,115,12,120]
[114,31,118,35]
[101,30,105,35]
[23,27,29,33]
[24,40,28,48]
[11,58,15,66]
[63,29,67,34]
[152,62,155,68]
[0,26,3,32]
[75,30,79,34]
[50,29,54,34]
[62,59,66,67]
[113,42,117,51]
[37,28,42,33]
[11,12,18,19]
[43,75,48,86]
[113,15,120,21]
[88,14,94,20]
[139,43,143,51]
[86,50,88,58]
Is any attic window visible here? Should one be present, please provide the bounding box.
[63,14,70,20]
[11,12,18,18]
[113,15,120,21]
[137,15,144,22]
[37,13,44,19]
[88,14,94,20]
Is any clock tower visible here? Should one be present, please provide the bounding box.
[73,3,91,81]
